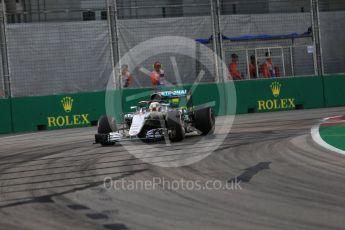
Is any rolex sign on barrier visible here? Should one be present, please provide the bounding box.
[257,82,296,111]
[47,96,90,128]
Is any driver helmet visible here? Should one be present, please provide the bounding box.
[149,102,161,112]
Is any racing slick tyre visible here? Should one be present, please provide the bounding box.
[194,107,215,135]
[97,116,117,146]
[167,110,185,142]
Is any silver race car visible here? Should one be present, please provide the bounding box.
[95,90,214,146]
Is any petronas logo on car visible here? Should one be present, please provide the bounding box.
[160,90,188,97]
[47,96,90,128]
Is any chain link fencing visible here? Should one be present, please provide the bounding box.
[0,61,4,98]
[116,16,215,87]
[0,44,4,98]
[5,1,112,97]
[220,1,316,80]
[0,0,343,97]
[114,1,216,88]
[0,7,7,98]
[319,0,345,74]
[6,21,113,97]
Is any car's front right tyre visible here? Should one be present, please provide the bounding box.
[166,110,185,142]
[194,107,215,135]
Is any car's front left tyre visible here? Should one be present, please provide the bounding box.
[96,116,117,146]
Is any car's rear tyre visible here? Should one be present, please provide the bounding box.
[97,116,117,146]
[194,107,215,135]
[167,110,185,142]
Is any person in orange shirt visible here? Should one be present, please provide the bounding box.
[249,55,257,79]
[121,64,133,88]
[150,61,166,87]
[229,53,243,80]
[263,52,277,79]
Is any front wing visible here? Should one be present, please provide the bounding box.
[95,128,166,145]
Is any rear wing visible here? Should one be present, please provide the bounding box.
[151,89,192,108]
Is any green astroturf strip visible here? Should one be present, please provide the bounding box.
[320,125,345,151]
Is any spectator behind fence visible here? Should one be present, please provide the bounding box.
[150,61,166,87]
[229,53,243,80]
[249,55,257,79]
[121,64,133,88]
[263,52,280,78]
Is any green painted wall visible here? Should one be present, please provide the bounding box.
[323,75,345,107]
[3,75,344,134]
[11,92,106,132]
[115,76,324,117]
[0,99,12,134]
[235,76,325,113]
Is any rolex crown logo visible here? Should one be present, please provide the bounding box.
[61,97,74,113]
[270,82,282,98]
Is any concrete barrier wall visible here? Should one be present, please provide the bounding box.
[235,76,325,114]
[323,75,345,107]
[10,92,106,132]
[1,75,344,134]
[0,99,12,134]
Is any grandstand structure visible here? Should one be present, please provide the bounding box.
[0,0,344,96]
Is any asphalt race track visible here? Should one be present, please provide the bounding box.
[0,107,345,230]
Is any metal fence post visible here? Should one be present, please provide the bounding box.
[216,0,226,83]
[311,0,324,76]
[0,1,14,132]
[311,0,326,107]
[107,0,121,89]
[0,1,11,98]
[210,0,222,83]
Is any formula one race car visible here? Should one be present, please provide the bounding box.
[95,89,214,146]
